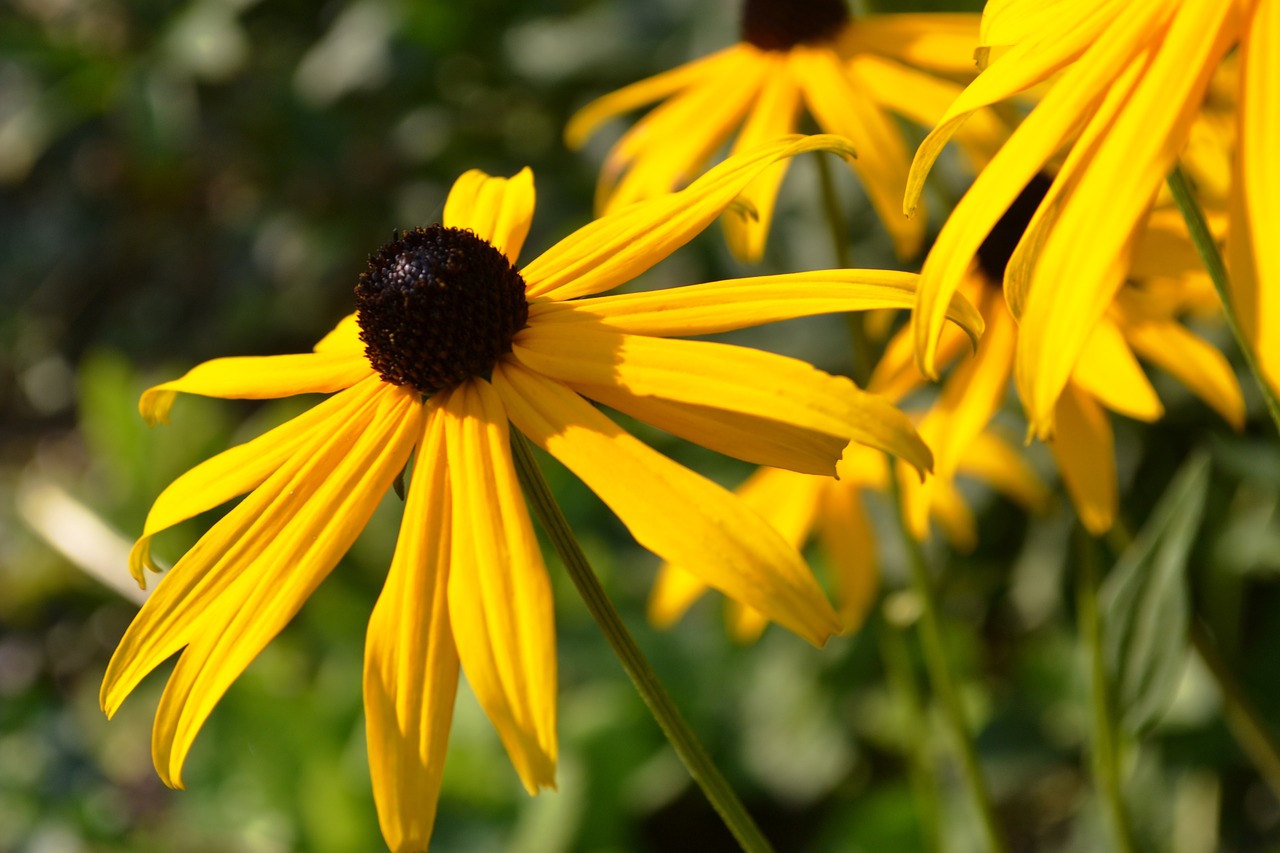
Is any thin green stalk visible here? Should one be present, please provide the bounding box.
[887,463,1008,853]
[1167,165,1280,434]
[1190,621,1280,803]
[814,152,873,386]
[875,608,942,853]
[509,431,774,853]
[1075,529,1135,853]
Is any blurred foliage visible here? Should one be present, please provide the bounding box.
[2,0,1279,852]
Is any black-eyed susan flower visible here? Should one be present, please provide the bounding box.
[906,0,1273,440]
[884,174,1244,534]
[566,0,1008,262]
[100,136,985,852]
[650,437,1047,643]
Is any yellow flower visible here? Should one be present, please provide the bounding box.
[906,0,1272,438]
[650,437,1046,643]
[99,136,984,852]
[567,1,1007,262]
[883,174,1243,535]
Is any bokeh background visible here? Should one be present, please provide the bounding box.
[4,0,1280,851]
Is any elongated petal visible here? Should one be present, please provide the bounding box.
[521,135,857,302]
[815,481,878,632]
[1016,0,1240,436]
[527,269,981,343]
[929,478,979,554]
[103,385,422,788]
[443,168,535,263]
[648,561,712,630]
[440,380,556,794]
[313,313,363,355]
[957,431,1051,513]
[129,376,385,582]
[794,46,921,259]
[721,66,801,262]
[845,13,984,74]
[493,361,840,646]
[564,48,741,150]
[365,403,459,853]
[140,352,374,425]
[1048,383,1114,535]
[1070,316,1163,423]
[1123,318,1244,429]
[513,326,932,476]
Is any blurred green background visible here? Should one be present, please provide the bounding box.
[4,0,1280,851]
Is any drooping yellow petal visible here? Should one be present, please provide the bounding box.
[527,269,982,343]
[1122,317,1245,429]
[365,403,459,853]
[313,313,363,355]
[721,65,801,262]
[928,477,979,554]
[493,361,841,646]
[1234,0,1280,392]
[957,431,1051,514]
[793,45,922,259]
[867,316,972,405]
[980,0,1109,50]
[129,375,385,582]
[442,168,536,263]
[1048,383,1115,535]
[140,352,374,425]
[815,481,878,632]
[513,326,932,476]
[1069,315,1164,423]
[521,135,857,302]
[1016,0,1241,436]
[648,562,712,630]
[844,13,985,75]
[564,47,741,150]
[102,384,422,788]
[440,380,557,795]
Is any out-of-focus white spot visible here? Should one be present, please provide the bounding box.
[294,0,397,107]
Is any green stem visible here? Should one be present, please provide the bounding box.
[1166,165,1280,434]
[814,152,873,386]
[887,463,1008,853]
[875,607,942,853]
[1189,620,1280,803]
[509,431,774,853]
[1075,529,1134,853]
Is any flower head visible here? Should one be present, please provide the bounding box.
[906,0,1270,437]
[101,136,983,851]
[567,4,1007,261]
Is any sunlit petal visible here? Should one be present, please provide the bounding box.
[443,168,536,263]
[1048,383,1114,535]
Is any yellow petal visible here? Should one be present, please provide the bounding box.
[844,13,985,74]
[313,313,363,355]
[721,66,801,262]
[1016,0,1241,436]
[1122,317,1245,429]
[102,384,422,788]
[793,46,922,259]
[365,403,459,853]
[493,361,840,646]
[521,134,857,302]
[815,481,878,632]
[648,562,711,630]
[528,269,982,344]
[1070,315,1164,423]
[140,352,374,426]
[1048,383,1115,535]
[443,167,535,263]
[440,380,557,794]
[513,326,932,476]
[130,375,385,583]
[564,47,741,150]
[957,431,1051,514]
[928,477,979,554]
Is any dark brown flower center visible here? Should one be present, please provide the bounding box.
[741,0,849,51]
[355,225,529,396]
[975,172,1054,286]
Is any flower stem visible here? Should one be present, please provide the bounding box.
[1166,165,1280,434]
[814,152,873,386]
[887,462,1008,853]
[1075,528,1135,853]
[510,431,774,853]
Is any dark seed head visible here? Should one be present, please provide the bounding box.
[975,172,1054,286]
[355,225,529,396]
[741,0,849,51]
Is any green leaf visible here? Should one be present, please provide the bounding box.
[1100,450,1212,734]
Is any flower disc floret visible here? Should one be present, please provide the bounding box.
[356,225,529,395]
[740,0,848,52]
